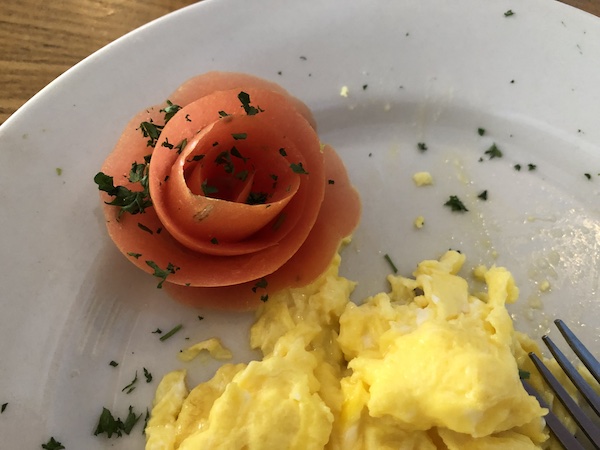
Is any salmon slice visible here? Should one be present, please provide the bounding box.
[97,72,360,308]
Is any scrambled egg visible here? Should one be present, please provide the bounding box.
[146,251,553,449]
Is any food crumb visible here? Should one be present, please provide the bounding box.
[412,171,433,186]
[414,216,425,229]
[340,86,349,97]
[539,280,551,292]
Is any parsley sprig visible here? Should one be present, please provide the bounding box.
[94,406,142,438]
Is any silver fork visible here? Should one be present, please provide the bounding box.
[522,319,600,450]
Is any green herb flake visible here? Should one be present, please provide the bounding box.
[417,142,428,151]
[528,163,537,171]
[585,173,592,180]
[175,138,188,154]
[230,146,248,162]
[1,402,7,413]
[94,167,152,219]
[121,406,142,435]
[198,316,204,321]
[109,360,119,367]
[127,252,142,259]
[290,162,309,174]
[122,371,138,394]
[247,192,268,205]
[143,368,153,383]
[519,369,530,379]
[201,181,219,196]
[139,121,164,148]
[279,148,287,157]
[159,100,182,123]
[504,9,515,17]
[210,237,219,245]
[94,406,141,439]
[41,437,65,450]
[55,167,63,176]
[143,408,150,435]
[235,170,249,182]
[252,278,268,293]
[273,213,287,230]
[137,223,153,235]
[185,114,192,122]
[477,190,488,200]
[384,254,399,274]
[238,91,262,115]
[484,143,503,159]
[145,260,180,288]
[328,179,335,185]
[232,133,247,140]
[218,110,230,117]
[444,195,469,212]
[477,128,486,136]
[160,324,183,342]
[151,328,162,334]
[514,164,522,171]
[188,154,205,162]
[260,294,269,302]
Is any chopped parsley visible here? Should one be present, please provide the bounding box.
[55,167,63,176]
[504,9,515,17]
[528,163,537,171]
[41,437,65,450]
[417,142,428,151]
[161,138,174,149]
[232,133,247,140]
[218,110,230,117]
[143,368,153,383]
[139,121,164,147]
[247,191,268,205]
[174,138,188,154]
[252,278,268,293]
[279,148,287,157]
[260,294,269,302]
[238,91,262,115]
[145,261,180,288]
[477,128,486,136]
[94,161,152,219]
[137,223,153,234]
[290,162,309,174]
[143,408,150,435]
[109,360,119,367]
[477,190,488,200]
[518,369,530,379]
[328,179,335,185]
[273,213,287,230]
[384,254,399,274]
[151,328,162,334]
[160,324,183,342]
[444,195,469,212]
[210,237,219,245]
[514,164,522,171]
[585,173,592,180]
[122,371,138,394]
[1,402,7,413]
[230,146,248,162]
[201,181,219,196]
[94,406,141,438]
[127,252,142,259]
[484,143,502,159]
[159,100,182,123]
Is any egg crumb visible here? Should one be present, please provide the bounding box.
[413,171,433,186]
[147,251,553,449]
[414,215,425,228]
[539,280,551,292]
[340,86,349,97]
[177,337,233,362]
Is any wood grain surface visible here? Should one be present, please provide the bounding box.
[1,0,599,125]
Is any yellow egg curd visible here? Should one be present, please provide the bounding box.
[145,251,551,450]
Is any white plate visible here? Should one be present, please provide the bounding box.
[1,0,599,447]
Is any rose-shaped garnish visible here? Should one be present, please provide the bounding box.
[96,72,360,309]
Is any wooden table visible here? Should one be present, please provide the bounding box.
[1,0,599,125]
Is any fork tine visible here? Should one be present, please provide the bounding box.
[529,352,600,449]
[523,380,587,450]
[543,334,600,416]
[554,319,600,384]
